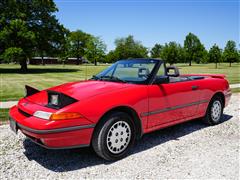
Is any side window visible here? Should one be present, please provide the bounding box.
[156,64,166,76]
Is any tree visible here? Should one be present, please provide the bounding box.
[0,19,35,72]
[208,44,222,68]
[184,33,204,66]
[29,1,68,65]
[0,0,67,71]
[58,35,70,65]
[67,30,92,65]
[150,43,162,58]
[238,43,240,62]
[114,35,148,60]
[177,45,187,63]
[106,50,118,63]
[194,44,207,64]
[86,36,106,66]
[223,40,239,67]
[200,49,209,64]
[160,42,183,65]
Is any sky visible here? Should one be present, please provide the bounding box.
[54,0,239,51]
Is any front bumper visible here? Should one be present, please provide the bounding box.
[9,106,95,149]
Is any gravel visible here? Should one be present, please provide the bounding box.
[0,94,239,179]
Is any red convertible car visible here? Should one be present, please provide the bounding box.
[9,59,231,160]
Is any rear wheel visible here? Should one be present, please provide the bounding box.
[92,112,136,161]
[203,96,223,125]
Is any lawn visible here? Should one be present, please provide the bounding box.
[0,109,9,124]
[0,64,108,101]
[178,63,240,84]
[0,63,239,102]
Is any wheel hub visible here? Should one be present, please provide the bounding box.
[106,121,131,154]
[211,100,222,122]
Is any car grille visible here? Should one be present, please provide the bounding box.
[18,108,31,117]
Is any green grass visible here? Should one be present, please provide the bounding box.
[0,109,9,124]
[175,63,240,84]
[231,88,240,93]
[0,63,239,101]
[0,64,108,101]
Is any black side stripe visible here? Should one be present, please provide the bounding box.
[141,99,209,117]
[17,122,95,134]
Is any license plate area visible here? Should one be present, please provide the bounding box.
[9,117,18,134]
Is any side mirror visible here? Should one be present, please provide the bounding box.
[154,75,169,84]
[166,66,179,77]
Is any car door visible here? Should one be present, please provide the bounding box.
[147,65,201,128]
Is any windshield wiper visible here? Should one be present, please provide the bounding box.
[108,76,127,83]
[92,75,126,83]
[91,75,99,80]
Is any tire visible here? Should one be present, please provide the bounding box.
[203,95,224,125]
[92,112,136,161]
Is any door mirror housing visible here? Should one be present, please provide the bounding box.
[154,75,169,84]
[166,66,179,77]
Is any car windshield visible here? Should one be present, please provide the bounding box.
[92,59,159,84]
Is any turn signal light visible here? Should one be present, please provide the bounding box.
[50,112,83,121]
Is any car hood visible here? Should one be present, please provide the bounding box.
[22,80,134,111]
[26,80,131,106]
[47,80,131,101]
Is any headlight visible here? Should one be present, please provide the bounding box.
[33,111,52,120]
[50,94,59,106]
[47,90,77,109]
[33,111,82,121]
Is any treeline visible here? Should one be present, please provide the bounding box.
[106,34,239,68]
[0,1,239,72]
[149,34,239,68]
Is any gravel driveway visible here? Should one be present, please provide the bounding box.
[0,94,239,179]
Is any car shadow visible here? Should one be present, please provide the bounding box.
[22,114,233,172]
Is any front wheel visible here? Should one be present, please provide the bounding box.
[203,96,223,125]
[92,112,136,161]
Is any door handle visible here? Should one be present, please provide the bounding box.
[192,85,198,90]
